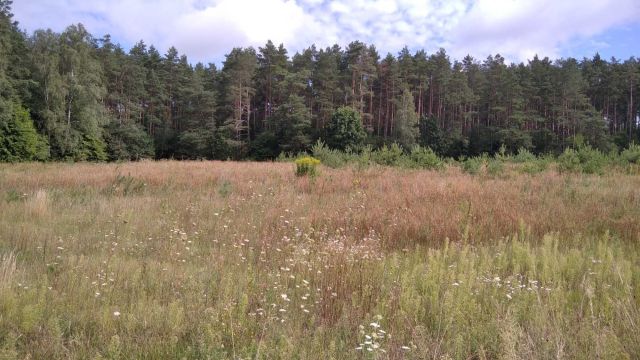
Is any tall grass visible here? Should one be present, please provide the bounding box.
[0,161,638,358]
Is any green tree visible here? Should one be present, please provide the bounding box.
[29,25,108,160]
[218,47,257,157]
[324,106,366,150]
[394,86,419,148]
[0,104,49,161]
[274,94,312,153]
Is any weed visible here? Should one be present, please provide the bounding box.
[295,156,321,177]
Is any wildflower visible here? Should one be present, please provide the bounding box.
[113,311,121,317]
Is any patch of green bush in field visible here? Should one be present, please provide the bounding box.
[558,145,607,174]
[512,147,537,163]
[487,158,504,177]
[311,140,345,168]
[462,156,484,175]
[371,144,404,166]
[621,143,640,164]
[292,141,640,176]
[407,146,444,170]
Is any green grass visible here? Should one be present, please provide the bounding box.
[0,161,638,359]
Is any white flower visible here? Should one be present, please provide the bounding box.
[113,311,121,317]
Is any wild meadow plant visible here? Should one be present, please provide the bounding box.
[0,161,638,358]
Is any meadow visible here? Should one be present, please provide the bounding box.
[0,161,639,359]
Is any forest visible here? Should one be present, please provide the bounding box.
[1,1,639,162]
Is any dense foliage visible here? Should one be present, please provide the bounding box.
[0,1,639,162]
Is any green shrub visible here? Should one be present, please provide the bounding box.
[577,145,606,174]
[295,156,321,177]
[519,159,549,175]
[372,143,404,166]
[354,145,373,170]
[462,157,483,174]
[408,146,443,170]
[311,140,345,168]
[558,145,607,174]
[487,159,504,176]
[558,148,582,173]
[513,147,536,163]
[621,143,640,164]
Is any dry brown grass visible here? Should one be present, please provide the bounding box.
[2,160,638,247]
[0,161,638,359]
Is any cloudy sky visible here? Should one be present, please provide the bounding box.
[12,0,640,64]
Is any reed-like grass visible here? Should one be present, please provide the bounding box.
[0,161,638,359]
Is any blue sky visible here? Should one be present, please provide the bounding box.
[12,0,640,65]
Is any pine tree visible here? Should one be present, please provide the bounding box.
[218,48,257,157]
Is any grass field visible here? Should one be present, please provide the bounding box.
[0,161,639,359]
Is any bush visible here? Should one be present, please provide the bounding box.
[295,156,321,177]
[558,148,581,173]
[408,146,443,170]
[577,145,606,174]
[558,145,607,174]
[519,159,550,175]
[372,143,404,166]
[311,140,345,168]
[487,159,504,177]
[621,143,640,164]
[462,157,483,175]
[512,147,537,163]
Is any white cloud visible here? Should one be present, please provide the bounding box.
[11,0,640,64]
[448,0,640,61]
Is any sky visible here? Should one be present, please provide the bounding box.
[11,0,640,65]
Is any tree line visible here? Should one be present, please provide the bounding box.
[1,1,639,162]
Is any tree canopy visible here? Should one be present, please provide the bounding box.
[0,1,639,162]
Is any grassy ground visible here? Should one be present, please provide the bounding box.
[0,161,639,359]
